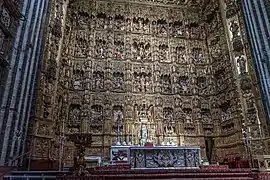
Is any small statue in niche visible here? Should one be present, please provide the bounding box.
[144,43,152,61]
[230,20,239,39]
[179,76,189,93]
[137,103,154,122]
[91,105,103,123]
[221,109,232,121]
[176,46,186,63]
[138,18,144,31]
[197,53,204,63]
[126,18,132,31]
[107,16,114,29]
[52,16,62,38]
[237,56,247,74]
[185,27,190,39]
[77,11,89,26]
[168,22,174,35]
[170,47,177,62]
[76,31,89,56]
[113,72,124,90]
[159,25,167,35]
[189,25,200,39]
[132,42,142,60]
[163,108,173,123]
[69,106,81,126]
[197,77,206,90]
[115,15,124,31]
[246,98,256,113]
[176,26,183,36]
[192,47,204,63]
[158,19,167,35]
[93,71,104,89]
[43,104,51,118]
[133,42,151,61]
[226,0,238,18]
[134,74,141,92]
[133,73,151,92]
[220,101,232,121]
[161,74,172,94]
[44,81,53,104]
[137,43,144,60]
[185,111,192,123]
[209,38,222,58]
[173,21,184,37]
[140,75,146,92]
[143,18,150,33]
[114,41,124,59]
[145,75,151,92]
[133,17,142,32]
[159,44,169,62]
[147,105,154,122]
[74,78,82,90]
[152,21,158,34]
[114,107,124,123]
[47,59,57,81]
[153,49,159,62]
[96,13,106,29]
[175,96,182,107]
[208,14,218,34]
[73,64,84,90]
[201,108,211,123]
[96,39,106,58]
[199,25,206,39]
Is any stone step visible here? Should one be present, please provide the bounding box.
[3,175,56,180]
[3,168,255,180]
[10,170,71,176]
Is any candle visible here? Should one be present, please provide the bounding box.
[128,123,130,134]
[131,124,134,145]
[127,123,129,143]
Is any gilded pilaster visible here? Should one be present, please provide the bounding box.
[219,0,265,158]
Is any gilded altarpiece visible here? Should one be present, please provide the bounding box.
[30,0,268,166]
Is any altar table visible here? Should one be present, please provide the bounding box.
[130,146,201,169]
[110,146,201,169]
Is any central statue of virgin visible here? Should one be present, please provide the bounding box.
[135,103,156,146]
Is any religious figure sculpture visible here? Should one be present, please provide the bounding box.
[230,20,239,39]
[237,56,247,74]
[141,124,148,145]
[69,107,81,126]
[94,72,104,89]
[134,103,156,145]
[176,46,186,63]
[113,73,124,90]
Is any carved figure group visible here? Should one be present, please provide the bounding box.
[45,0,264,164]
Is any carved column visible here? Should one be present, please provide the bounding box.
[219,0,265,158]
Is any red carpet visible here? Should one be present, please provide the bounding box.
[58,165,255,180]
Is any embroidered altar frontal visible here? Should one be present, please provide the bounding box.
[130,146,201,169]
